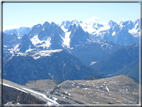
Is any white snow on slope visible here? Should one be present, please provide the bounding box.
[61,26,68,32]
[30,35,43,45]
[80,22,110,36]
[62,31,71,48]
[31,49,63,60]
[119,21,124,30]
[30,35,51,49]
[112,32,116,36]
[106,86,109,92]
[90,61,97,65]
[8,44,20,54]
[128,21,139,37]
[60,17,110,37]
[80,17,102,35]
[81,22,97,34]
[17,52,28,56]
[60,17,139,40]
[94,24,110,36]
[40,37,51,49]
[26,47,34,53]
[14,49,63,60]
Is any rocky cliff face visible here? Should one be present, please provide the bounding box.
[2,79,59,106]
[3,85,46,105]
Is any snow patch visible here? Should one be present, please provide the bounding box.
[90,61,97,65]
[16,52,27,57]
[62,31,71,48]
[8,44,20,54]
[31,49,63,59]
[61,26,68,32]
[30,35,51,49]
[119,22,124,30]
[112,32,116,36]
[26,48,34,53]
[106,86,109,92]
[94,24,110,36]
[30,35,43,45]
[40,37,51,49]
[18,36,22,39]
[128,21,139,37]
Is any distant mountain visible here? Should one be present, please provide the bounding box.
[112,58,139,81]
[3,50,103,85]
[4,27,31,37]
[61,24,123,65]
[60,18,140,46]
[2,18,140,84]
[91,43,139,80]
[3,33,19,48]
[3,22,123,66]
[70,39,123,66]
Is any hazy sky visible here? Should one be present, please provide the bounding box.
[3,2,140,30]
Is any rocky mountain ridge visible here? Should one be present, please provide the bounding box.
[2,18,140,86]
[60,18,140,46]
[3,50,103,85]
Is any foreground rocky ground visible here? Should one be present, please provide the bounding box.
[1,79,60,106]
[25,75,140,105]
[1,75,140,106]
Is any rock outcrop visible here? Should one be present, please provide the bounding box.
[2,79,60,106]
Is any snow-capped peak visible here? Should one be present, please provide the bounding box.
[30,35,51,49]
[128,21,139,37]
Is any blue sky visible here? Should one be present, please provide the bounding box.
[3,2,140,30]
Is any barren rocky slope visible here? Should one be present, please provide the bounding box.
[25,75,140,105]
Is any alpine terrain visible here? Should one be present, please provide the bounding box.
[2,17,140,105]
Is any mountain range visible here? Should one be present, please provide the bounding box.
[3,50,103,85]
[60,18,140,46]
[2,17,140,84]
[91,43,139,80]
